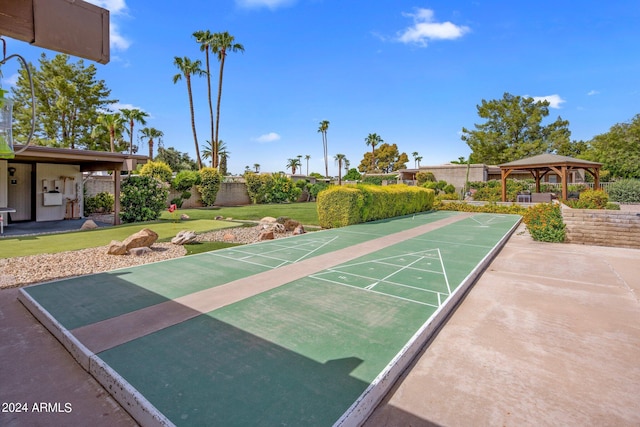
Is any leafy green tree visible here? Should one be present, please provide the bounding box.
[582,114,640,178]
[120,108,149,155]
[343,168,361,181]
[358,143,408,173]
[173,56,206,169]
[317,120,330,178]
[365,133,383,171]
[120,175,169,223]
[155,146,197,171]
[12,53,116,149]
[218,140,230,176]
[198,167,222,206]
[140,160,173,183]
[139,127,163,159]
[212,32,244,167]
[461,92,571,164]
[193,30,217,166]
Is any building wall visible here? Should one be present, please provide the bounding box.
[36,164,82,221]
[420,164,488,190]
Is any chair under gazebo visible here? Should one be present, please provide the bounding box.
[498,154,602,202]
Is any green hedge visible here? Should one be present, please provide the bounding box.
[317,184,434,228]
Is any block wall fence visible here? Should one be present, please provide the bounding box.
[562,207,640,249]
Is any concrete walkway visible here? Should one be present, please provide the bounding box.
[1,224,639,426]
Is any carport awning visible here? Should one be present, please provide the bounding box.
[11,145,147,171]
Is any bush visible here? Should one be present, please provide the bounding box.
[120,175,169,223]
[140,161,173,183]
[522,203,565,242]
[198,167,222,207]
[244,172,300,204]
[607,179,640,203]
[469,179,529,202]
[343,168,362,181]
[308,182,329,200]
[317,184,434,228]
[564,189,609,209]
[83,191,114,215]
[172,170,201,192]
[416,171,436,186]
[361,174,398,186]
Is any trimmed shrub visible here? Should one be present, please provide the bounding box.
[172,170,201,192]
[317,184,434,228]
[120,175,169,223]
[140,161,173,183]
[243,172,301,204]
[361,174,398,186]
[607,179,640,203]
[522,203,565,242]
[564,188,609,209]
[83,191,114,215]
[198,167,222,207]
[416,171,436,186]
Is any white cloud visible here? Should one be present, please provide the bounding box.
[254,132,281,143]
[397,8,470,47]
[236,0,295,10]
[587,90,600,96]
[85,0,131,51]
[532,94,565,109]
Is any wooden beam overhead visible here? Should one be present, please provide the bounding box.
[0,0,110,64]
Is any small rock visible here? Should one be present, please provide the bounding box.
[130,247,152,256]
[215,215,224,220]
[80,219,98,230]
[259,230,275,240]
[259,216,277,224]
[171,230,197,245]
[284,219,301,231]
[180,214,190,220]
[293,225,305,235]
[107,240,127,255]
[273,223,286,233]
[223,233,236,242]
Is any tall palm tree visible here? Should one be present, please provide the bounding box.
[253,163,260,173]
[334,153,346,185]
[344,158,350,175]
[93,112,124,152]
[212,32,244,168]
[286,158,301,174]
[120,108,149,155]
[416,156,423,168]
[317,120,330,178]
[173,56,206,169]
[193,30,217,167]
[412,151,419,168]
[304,154,311,175]
[365,133,383,172]
[139,127,163,159]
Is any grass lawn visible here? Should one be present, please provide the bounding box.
[0,203,319,259]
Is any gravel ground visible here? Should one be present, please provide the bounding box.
[0,224,297,289]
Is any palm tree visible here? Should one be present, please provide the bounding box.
[193,30,217,166]
[253,163,260,173]
[412,151,419,168]
[365,133,383,172]
[212,32,244,168]
[317,120,330,178]
[334,153,346,185]
[120,108,149,156]
[139,127,163,159]
[415,155,423,168]
[344,158,350,175]
[286,158,301,174]
[173,56,206,169]
[201,140,215,166]
[93,112,124,152]
[304,154,311,175]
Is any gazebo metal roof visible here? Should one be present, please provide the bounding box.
[498,153,602,201]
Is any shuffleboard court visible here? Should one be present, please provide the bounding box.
[19,211,521,426]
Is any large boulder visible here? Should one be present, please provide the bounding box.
[259,216,277,225]
[80,219,98,230]
[259,230,274,241]
[123,228,158,250]
[171,230,197,245]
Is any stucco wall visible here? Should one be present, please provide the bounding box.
[36,164,82,221]
[421,164,488,190]
[562,207,640,249]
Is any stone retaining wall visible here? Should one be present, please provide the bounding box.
[562,207,640,249]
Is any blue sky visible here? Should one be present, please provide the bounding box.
[2,0,639,176]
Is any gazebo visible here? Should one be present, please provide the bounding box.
[499,154,602,202]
